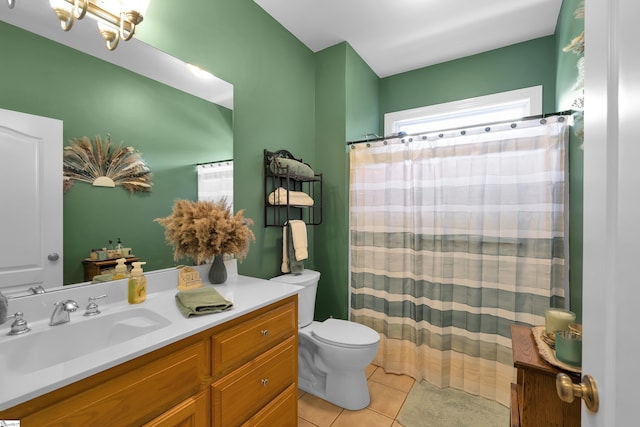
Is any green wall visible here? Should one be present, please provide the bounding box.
[0,23,233,285]
[312,43,379,320]
[380,36,557,121]
[137,0,317,281]
[313,44,348,320]
[555,0,584,321]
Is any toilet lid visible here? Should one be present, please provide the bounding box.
[311,319,380,347]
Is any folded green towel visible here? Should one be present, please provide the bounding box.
[175,287,233,318]
[91,273,114,283]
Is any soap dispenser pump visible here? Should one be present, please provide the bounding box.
[112,258,128,280]
[128,262,147,304]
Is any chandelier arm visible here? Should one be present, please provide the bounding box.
[119,13,136,41]
[72,0,88,20]
[59,13,75,31]
[105,29,120,51]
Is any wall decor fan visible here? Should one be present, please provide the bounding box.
[63,134,153,192]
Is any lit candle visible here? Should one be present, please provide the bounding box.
[544,308,576,335]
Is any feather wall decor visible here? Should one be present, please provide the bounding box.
[63,134,153,192]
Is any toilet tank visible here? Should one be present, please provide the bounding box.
[270,269,320,328]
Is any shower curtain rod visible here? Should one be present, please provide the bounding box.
[196,158,233,166]
[346,109,574,145]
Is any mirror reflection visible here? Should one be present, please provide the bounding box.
[0,3,234,293]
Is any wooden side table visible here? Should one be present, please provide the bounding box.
[82,257,140,281]
[510,324,581,427]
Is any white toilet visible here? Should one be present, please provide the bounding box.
[270,269,380,410]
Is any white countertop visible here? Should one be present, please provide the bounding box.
[0,263,301,411]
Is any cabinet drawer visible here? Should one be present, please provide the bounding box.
[212,300,296,376]
[212,337,296,427]
[22,341,208,427]
[241,384,297,427]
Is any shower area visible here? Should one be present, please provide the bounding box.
[349,115,569,406]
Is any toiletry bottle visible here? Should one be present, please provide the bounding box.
[112,258,129,280]
[128,262,147,304]
[116,238,123,256]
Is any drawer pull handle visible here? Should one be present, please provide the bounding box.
[261,378,269,387]
[260,329,269,336]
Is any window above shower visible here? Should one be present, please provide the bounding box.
[384,86,542,136]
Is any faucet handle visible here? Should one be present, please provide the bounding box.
[7,312,31,336]
[84,294,108,316]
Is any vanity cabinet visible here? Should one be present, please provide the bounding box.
[510,324,580,427]
[0,296,298,427]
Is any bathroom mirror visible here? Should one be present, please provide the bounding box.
[0,2,234,293]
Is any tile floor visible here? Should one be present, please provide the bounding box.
[297,364,415,427]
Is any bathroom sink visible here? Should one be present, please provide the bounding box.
[0,307,171,374]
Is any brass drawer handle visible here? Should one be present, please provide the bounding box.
[260,329,269,337]
[261,378,269,387]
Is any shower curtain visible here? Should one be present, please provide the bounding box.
[349,116,569,406]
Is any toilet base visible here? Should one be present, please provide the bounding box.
[299,369,371,411]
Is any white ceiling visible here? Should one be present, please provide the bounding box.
[254,0,563,78]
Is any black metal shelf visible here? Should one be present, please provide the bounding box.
[264,149,322,227]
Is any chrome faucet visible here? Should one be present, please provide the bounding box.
[50,300,79,326]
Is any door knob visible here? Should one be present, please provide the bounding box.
[48,253,60,261]
[556,373,599,413]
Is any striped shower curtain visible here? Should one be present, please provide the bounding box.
[349,116,569,406]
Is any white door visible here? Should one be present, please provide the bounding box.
[0,108,62,297]
[582,0,640,425]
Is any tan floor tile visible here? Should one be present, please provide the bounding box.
[367,380,408,419]
[365,363,378,379]
[331,408,394,427]
[298,417,318,427]
[297,393,342,427]
[298,389,307,399]
[392,421,406,427]
[369,368,415,393]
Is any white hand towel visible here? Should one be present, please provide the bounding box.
[288,220,308,261]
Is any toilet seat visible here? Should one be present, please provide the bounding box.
[311,319,380,348]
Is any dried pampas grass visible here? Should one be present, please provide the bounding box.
[155,199,255,265]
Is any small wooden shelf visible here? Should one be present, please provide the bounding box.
[510,324,581,427]
[82,257,140,281]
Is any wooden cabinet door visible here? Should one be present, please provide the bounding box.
[241,384,297,427]
[143,391,208,427]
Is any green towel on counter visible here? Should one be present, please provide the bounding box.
[175,287,233,318]
[91,273,114,283]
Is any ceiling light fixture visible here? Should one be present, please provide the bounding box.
[6,0,150,51]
